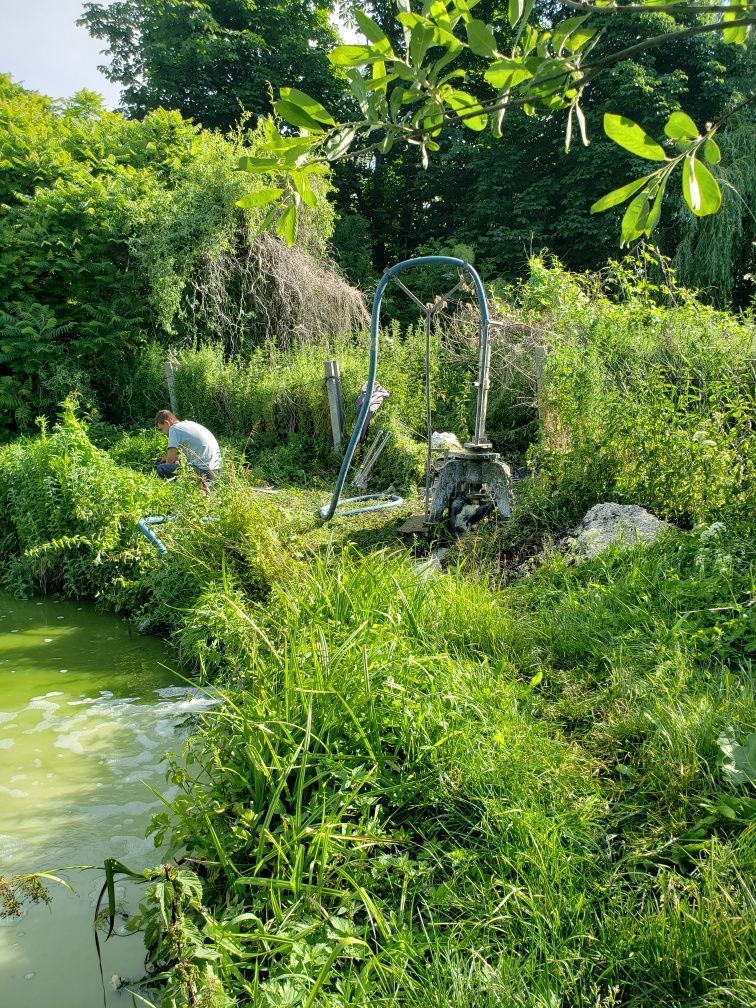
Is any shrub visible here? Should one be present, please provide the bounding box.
[0,398,170,604]
[522,257,755,528]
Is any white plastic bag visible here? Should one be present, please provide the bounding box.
[430,431,463,450]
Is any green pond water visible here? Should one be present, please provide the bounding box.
[0,593,209,1007]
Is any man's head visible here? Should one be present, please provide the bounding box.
[155,409,178,432]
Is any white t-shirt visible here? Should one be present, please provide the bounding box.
[168,420,222,472]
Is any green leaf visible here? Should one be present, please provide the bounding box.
[484,59,532,90]
[323,126,357,161]
[428,43,464,83]
[563,26,597,54]
[621,191,650,245]
[378,133,395,154]
[397,12,425,29]
[328,44,373,68]
[663,111,699,141]
[273,99,326,133]
[604,114,667,161]
[529,57,572,99]
[415,103,444,136]
[277,203,298,246]
[279,88,335,126]
[410,22,436,65]
[644,178,666,235]
[703,137,721,165]
[292,172,317,208]
[238,156,280,173]
[722,6,749,46]
[235,188,284,208]
[682,155,721,216]
[551,16,587,56]
[508,0,524,27]
[445,90,487,130]
[590,173,655,213]
[354,10,394,55]
[346,66,370,114]
[280,141,315,167]
[466,19,498,57]
[521,23,539,55]
[392,61,416,82]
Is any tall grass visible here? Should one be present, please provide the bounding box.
[98,310,525,488]
[131,534,754,1007]
[522,257,755,530]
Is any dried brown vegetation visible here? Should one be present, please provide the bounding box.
[186,232,369,353]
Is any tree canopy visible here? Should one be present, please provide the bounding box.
[76,1,755,301]
[241,2,754,250]
[79,0,344,128]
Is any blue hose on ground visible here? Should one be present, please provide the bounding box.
[136,515,220,554]
[135,515,175,554]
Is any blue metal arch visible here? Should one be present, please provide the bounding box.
[319,255,489,521]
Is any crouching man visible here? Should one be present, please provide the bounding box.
[155,410,222,490]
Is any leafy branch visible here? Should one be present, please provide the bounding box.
[236,0,754,244]
[591,94,756,245]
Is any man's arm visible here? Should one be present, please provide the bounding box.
[164,447,179,464]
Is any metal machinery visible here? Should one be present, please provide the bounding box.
[320,256,512,536]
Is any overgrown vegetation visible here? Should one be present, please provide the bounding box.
[523,255,754,529]
[0,257,753,1007]
[78,2,756,305]
[0,76,357,437]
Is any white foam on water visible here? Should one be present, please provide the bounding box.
[26,697,61,712]
[0,832,24,855]
[0,611,208,1008]
[0,785,28,798]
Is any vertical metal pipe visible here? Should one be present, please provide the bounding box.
[471,317,492,446]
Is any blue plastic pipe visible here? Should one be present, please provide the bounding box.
[136,514,220,554]
[136,515,175,554]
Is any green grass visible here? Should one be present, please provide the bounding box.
[124,537,753,1007]
[0,262,754,1007]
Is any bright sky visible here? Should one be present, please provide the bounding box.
[0,2,357,109]
[0,1,122,106]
